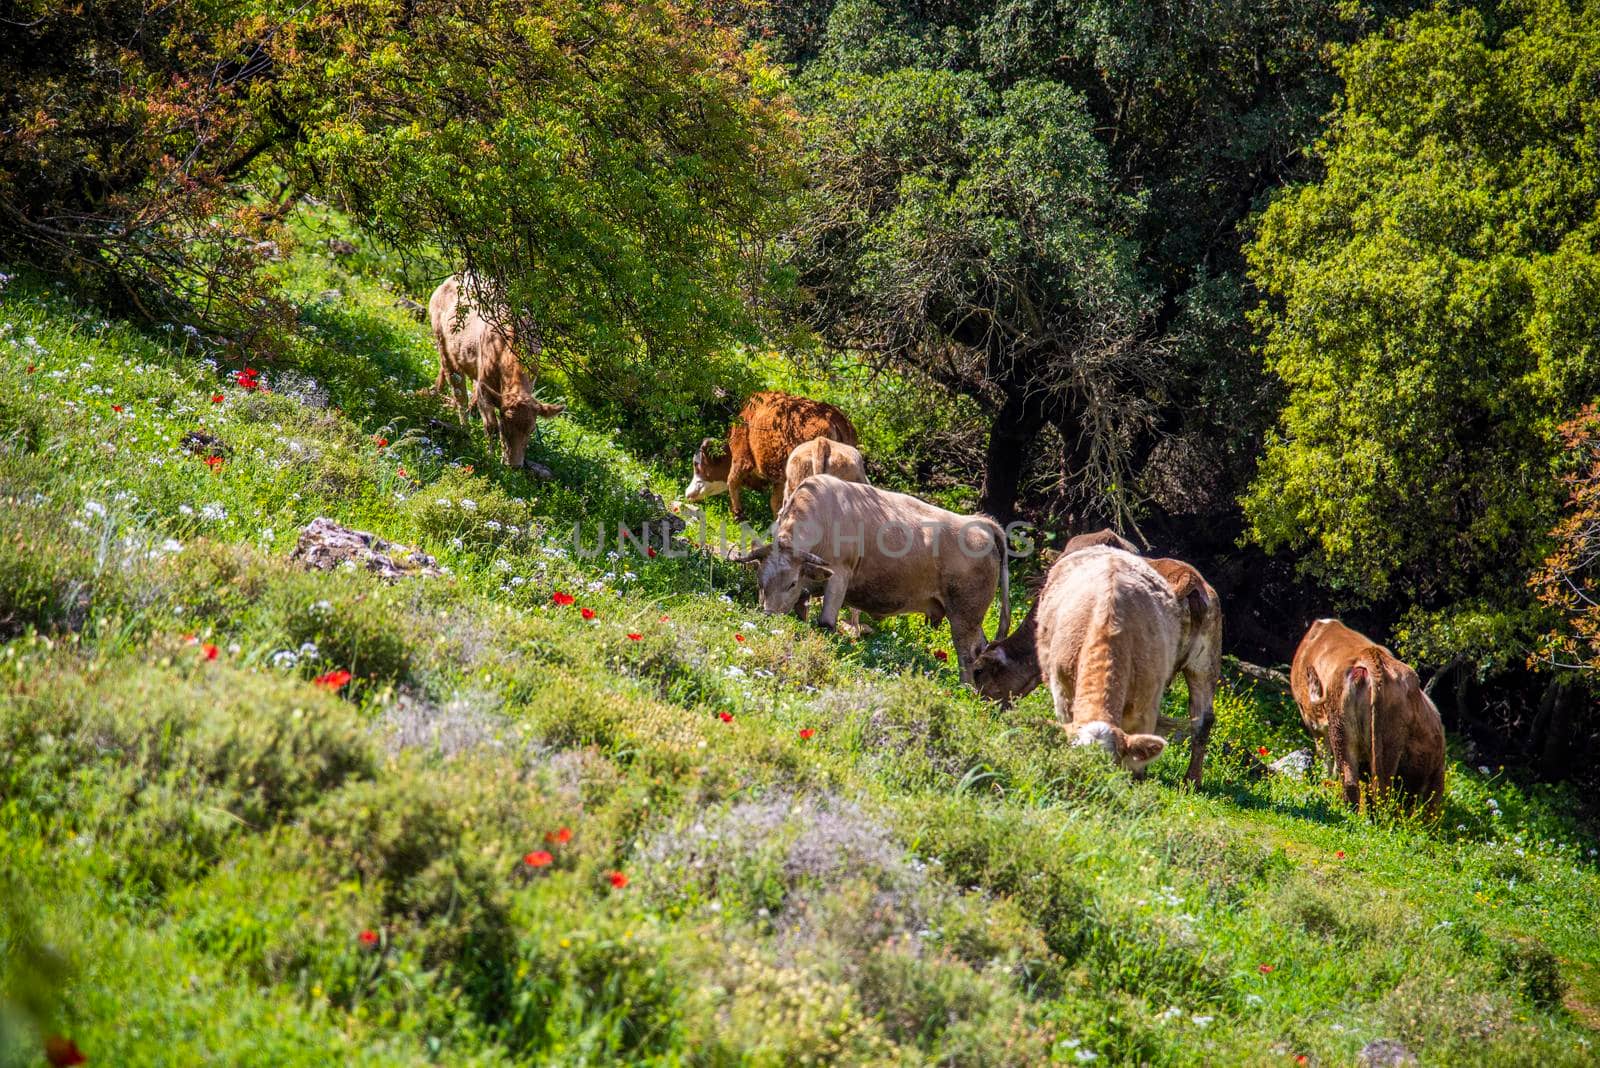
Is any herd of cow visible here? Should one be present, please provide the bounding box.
[429,276,1448,817]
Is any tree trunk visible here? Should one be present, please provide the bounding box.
[979,394,1043,523]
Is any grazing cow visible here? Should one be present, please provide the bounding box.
[1290,619,1446,816]
[683,391,858,520]
[783,437,867,503]
[733,475,1009,682]
[1027,546,1200,778]
[429,275,564,470]
[973,532,1222,784]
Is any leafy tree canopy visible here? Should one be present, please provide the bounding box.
[272,0,802,434]
[1245,0,1600,664]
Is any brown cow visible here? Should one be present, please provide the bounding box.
[683,392,858,520]
[733,475,1009,683]
[429,275,564,470]
[972,530,1221,785]
[1290,619,1446,817]
[1030,545,1203,777]
[783,437,868,503]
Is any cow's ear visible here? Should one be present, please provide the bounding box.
[1118,731,1167,768]
[1306,670,1324,703]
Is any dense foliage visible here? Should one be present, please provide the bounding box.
[276,0,802,440]
[1246,0,1600,675]
[0,0,290,338]
[1532,405,1600,683]
[785,0,1404,524]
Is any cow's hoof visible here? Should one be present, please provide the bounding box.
[815,620,837,633]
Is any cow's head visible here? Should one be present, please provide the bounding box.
[500,401,538,468]
[972,638,1041,708]
[730,540,832,615]
[1068,720,1166,774]
[683,437,732,501]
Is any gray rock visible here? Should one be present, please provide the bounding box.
[317,288,342,304]
[1271,749,1316,777]
[291,517,442,580]
[522,460,555,481]
[327,237,357,256]
[392,296,426,319]
[1359,1039,1417,1067]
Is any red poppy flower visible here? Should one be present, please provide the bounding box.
[1258,963,1275,974]
[204,455,223,470]
[659,614,670,622]
[111,404,123,413]
[461,463,473,474]
[933,649,948,662]
[717,711,734,723]
[799,728,815,740]
[396,467,407,478]
[26,364,36,374]
[44,1035,86,1067]
[211,394,224,403]
[552,591,575,607]
[181,633,198,645]
[580,607,596,620]
[523,850,553,868]
[734,633,745,643]
[1335,850,1345,859]
[646,546,657,558]
[546,827,572,845]
[608,871,628,889]
[200,643,219,661]
[313,669,353,690]
[374,436,388,448]
[627,632,642,641]
[235,369,260,390]
[1257,746,1269,757]
[1296,1057,1308,1066]
[358,928,379,946]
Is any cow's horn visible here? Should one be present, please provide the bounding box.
[797,549,828,567]
[729,544,772,564]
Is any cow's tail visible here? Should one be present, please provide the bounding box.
[1341,652,1382,805]
[816,437,833,476]
[991,520,1011,643]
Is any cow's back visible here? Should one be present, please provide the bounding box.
[430,274,492,377]
[737,392,858,483]
[1035,547,1181,726]
[1291,619,1388,733]
[779,476,999,616]
[785,437,866,499]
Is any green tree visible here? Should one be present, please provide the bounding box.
[787,0,1401,525]
[1246,0,1600,665]
[274,0,802,441]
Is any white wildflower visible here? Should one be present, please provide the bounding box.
[459,498,477,512]
[271,650,298,669]
[201,503,226,522]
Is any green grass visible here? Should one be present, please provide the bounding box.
[1,230,1597,1066]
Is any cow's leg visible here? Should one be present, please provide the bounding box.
[452,375,473,423]
[949,615,988,685]
[474,387,501,451]
[814,571,850,631]
[1181,665,1216,788]
[769,482,785,518]
[726,462,748,520]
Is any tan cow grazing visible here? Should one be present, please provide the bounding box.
[1290,619,1446,817]
[783,437,867,503]
[429,275,564,470]
[683,391,858,520]
[733,475,1010,682]
[1027,545,1201,778]
[975,537,1221,784]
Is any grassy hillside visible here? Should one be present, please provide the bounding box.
[1,226,1598,1066]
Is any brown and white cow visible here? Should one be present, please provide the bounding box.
[733,475,1010,682]
[1290,619,1446,817]
[783,437,867,503]
[972,532,1221,785]
[429,275,564,470]
[683,391,858,520]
